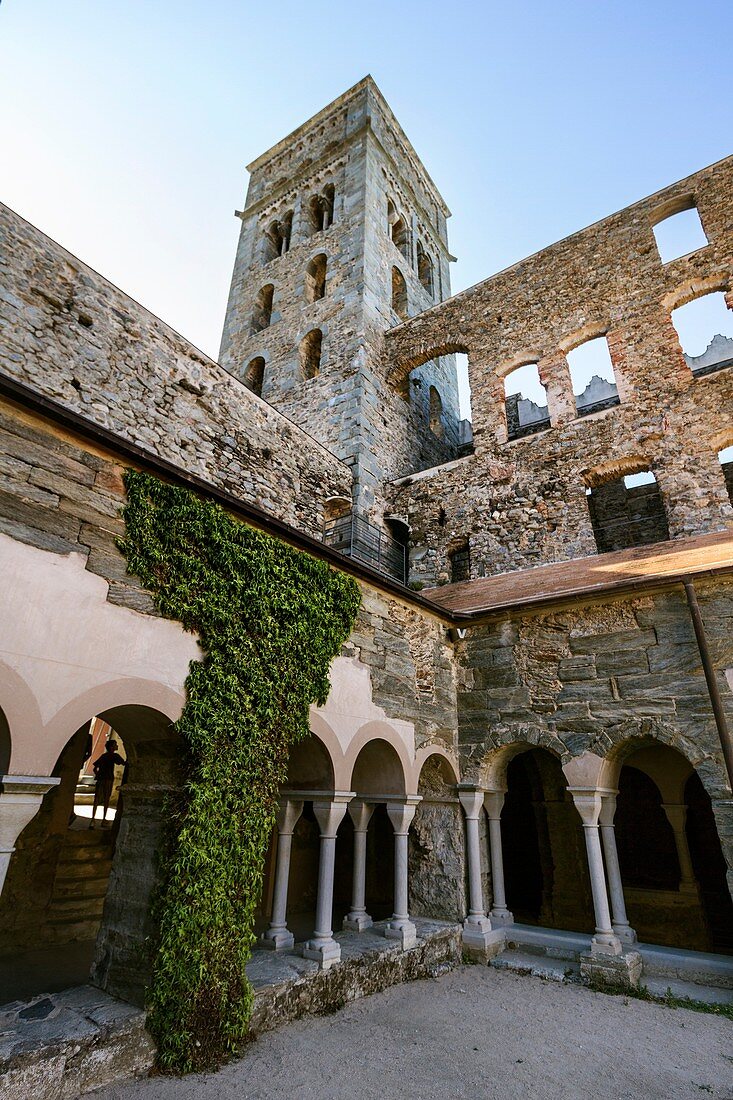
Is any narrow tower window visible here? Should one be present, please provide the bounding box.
[719,446,733,505]
[299,329,323,379]
[305,254,327,302]
[416,241,434,296]
[244,356,265,396]
[448,542,470,583]
[250,284,274,334]
[263,213,292,261]
[566,336,620,416]
[387,199,409,260]
[391,267,408,321]
[429,386,444,438]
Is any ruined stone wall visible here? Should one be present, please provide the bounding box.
[587,480,670,553]
[387,157,733,583]
[456,580,733,887]
[0,203,351,539]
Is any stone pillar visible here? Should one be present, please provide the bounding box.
[568,789,622,957]
[458,788,505,956]
[662,803,698,894]
[598,793,636,943]
[385,798,420,949]
[261,799,304,951]
[303,796,351,969]
[0,775,60,897]
[484,788,514,926]
[343,800,374,932]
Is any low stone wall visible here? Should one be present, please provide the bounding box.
[0,920,461,1099]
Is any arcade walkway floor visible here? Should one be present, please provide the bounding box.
[94,965,732,1100]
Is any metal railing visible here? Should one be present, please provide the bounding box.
[323,513,407,583]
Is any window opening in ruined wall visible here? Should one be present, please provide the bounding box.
[428,386,444,438]
[250,284,274,334]
[719,446,733,506]
[503,363,550,440]
[455,353,474,452]
[391,267,408,321]
[652,205,708,264]
[587,469,669,553]
[244,356,265,396]
[387,199,410,261]
[299,329,322,379]
[448,542,470,583]
[416,240,434,296]
[566,336,619,416]
[305,254,327,303]
[671,292,733,378]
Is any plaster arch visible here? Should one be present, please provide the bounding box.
[303,711,345,789]
[13,677,186,779]
[350,738,406,799]
[414,744,460,788]
[344,721,413,796]
[0,659,43,769]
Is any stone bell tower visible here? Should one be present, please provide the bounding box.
[219,76,461,517]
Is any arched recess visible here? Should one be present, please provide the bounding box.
[409,751,465,922]
[391,267,408,321]
[498,744,594,933]
[305,253,327,303]
[0,706,11,778]
[0,701,179,1007]
[608,738,733,953]
[351,738,406,799]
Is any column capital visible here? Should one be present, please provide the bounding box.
[598,790,619,827]
[276,798,304,835]
[457,785,485,819]
[1,775,60,799]
[386,799,419,834]
[567,787,606,827]
[347,799,375,832]
[312,797,352,838]
[484,788,507,820]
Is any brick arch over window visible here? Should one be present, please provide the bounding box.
[386,340,471,394]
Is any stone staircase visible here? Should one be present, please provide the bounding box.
[491,923,733,1005]
[44,827,114,943]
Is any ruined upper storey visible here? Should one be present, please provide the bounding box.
[219,77,462,515]
[386,157,733,585]
[0,204,350,539]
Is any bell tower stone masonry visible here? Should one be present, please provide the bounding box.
[219,76,461,517]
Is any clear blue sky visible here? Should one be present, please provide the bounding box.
[1,0,731,405]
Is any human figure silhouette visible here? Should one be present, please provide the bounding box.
[90,739,125,828]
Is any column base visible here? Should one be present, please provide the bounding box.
[303,937,341,969]
[462,918,506,959]
[384,919,417,949]
[580,949,642,990]
[259,928,295,952]
[589,932,623,957]
[612,923,637,944]
[489,908,514,928]
[343,912,373,932]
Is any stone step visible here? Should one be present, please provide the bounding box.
[51,875,110,900]
[491,949,580,984]
[641,975,733,1006]
[46,895,106,920]
[638,941,733,990]
[504,924,590,962]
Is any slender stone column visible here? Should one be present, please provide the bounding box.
[483,788,514,926]
[343,800,374,931]
[598,792,636,943]
[662,803,698,894]
[261,799,304,951]
[303,796,351,969]
[457,787,506,955]
[0,775,60,897]
[568,788,622,956]
[385,798,420,949]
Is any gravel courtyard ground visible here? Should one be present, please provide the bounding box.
[95,965,733,1100]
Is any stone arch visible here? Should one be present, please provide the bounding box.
[286,729,336,793]
[479,735,567,790]
[591,723,726,800]
[662,272,730,314]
